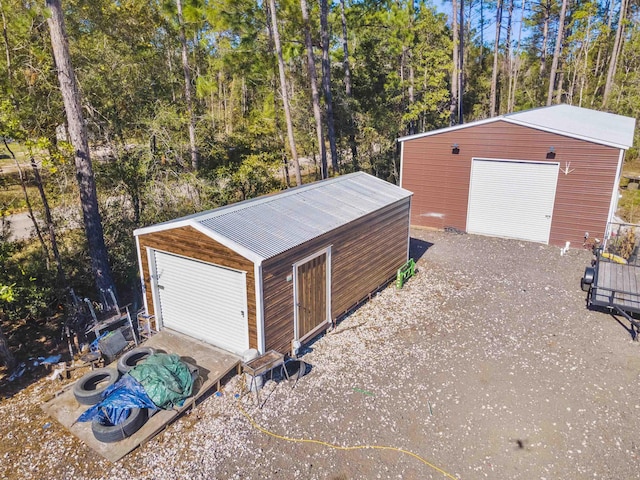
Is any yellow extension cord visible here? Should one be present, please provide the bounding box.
[235,378,458,479]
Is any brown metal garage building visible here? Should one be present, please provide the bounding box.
[399,104,636,247]
[134,172,412,356]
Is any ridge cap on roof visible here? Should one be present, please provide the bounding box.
[196,171,374,222]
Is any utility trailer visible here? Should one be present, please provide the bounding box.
[581,222,640,338]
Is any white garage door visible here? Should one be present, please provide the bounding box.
[152,250,249,355]
[467,159,559,244]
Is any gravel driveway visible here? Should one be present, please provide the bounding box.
[2,228,640,479]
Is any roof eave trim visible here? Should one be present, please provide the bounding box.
[134,219,265,264]
[133,218,194,237]
[397,117,500,142]
[503,117,631,150]
[397,113,632,150]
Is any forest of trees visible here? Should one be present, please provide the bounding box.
[0,0,639,366]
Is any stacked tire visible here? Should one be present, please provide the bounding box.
[73,368,119,405]
[117,347,155,374]
[73,346,156,443]
[91,408,148,443]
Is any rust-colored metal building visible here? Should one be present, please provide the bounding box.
[399,105,636,246]
[134,172,412,356]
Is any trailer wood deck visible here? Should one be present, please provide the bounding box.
[590,261,640,313]
[41,329,241,462]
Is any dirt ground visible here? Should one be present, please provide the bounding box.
[2,228,640,479]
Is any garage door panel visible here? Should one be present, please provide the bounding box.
[153,251,249,355]
[467,159,559,243]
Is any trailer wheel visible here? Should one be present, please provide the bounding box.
[580,278,590,292]
[73,368,120,405]
[581,267,595,292]
[91,407,148,443]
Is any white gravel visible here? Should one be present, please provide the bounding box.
[2,228,640,479]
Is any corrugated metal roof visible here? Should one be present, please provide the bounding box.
[398,104,636,149]
[134,172,412,261]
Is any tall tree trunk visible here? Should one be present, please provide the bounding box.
[602,0,627,107]
[579,14,593,106]
[320,0,338,173]
[578,18,591,107]
[176,0,199,170]
[339,0,358,170]
[408,55,415,134]
[503,0,514,111]
[301,0,327,179]
[269,0,302,185]
[3,139,50,267]
[46,0,117,300]
[546,0,568,105]
[540,0,550,75]
[592,0,616,96]
[451,0,459,126]
[31,158,66,285]
[480,0,485,54]
[489,0,503,117]
[167,48,176,103]
[405,2,416,134]
[591,36,606,105]
[264,1,291,187]
[508,0,526,112]
[569,51,579,103]
[0,0,11,89]
[217,69,226,133]
[555,70,565,103]
[458,0,464,124]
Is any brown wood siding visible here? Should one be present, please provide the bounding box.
[401,121,621,246]
[137,226,258,349]
[261,198,411,354]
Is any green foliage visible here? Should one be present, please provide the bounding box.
[0,284,15,303]
[617,187,640,224]
[216,152,283,203]
[343,1,450,177]
[0,241,57,321]
[0,100,24,141]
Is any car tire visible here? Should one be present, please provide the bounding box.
[117,347,156,374]
[91,407,148,443]
[73,368,120,405]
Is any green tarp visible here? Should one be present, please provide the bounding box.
[128,353,194,409]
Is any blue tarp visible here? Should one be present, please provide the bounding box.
[7,354,62,382]
[77,374,157,425]
[89,332,109,352]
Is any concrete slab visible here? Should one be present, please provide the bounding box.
[41,329,241,462]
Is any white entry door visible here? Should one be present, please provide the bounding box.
[467,159,559,244]
[152,250,249,355]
